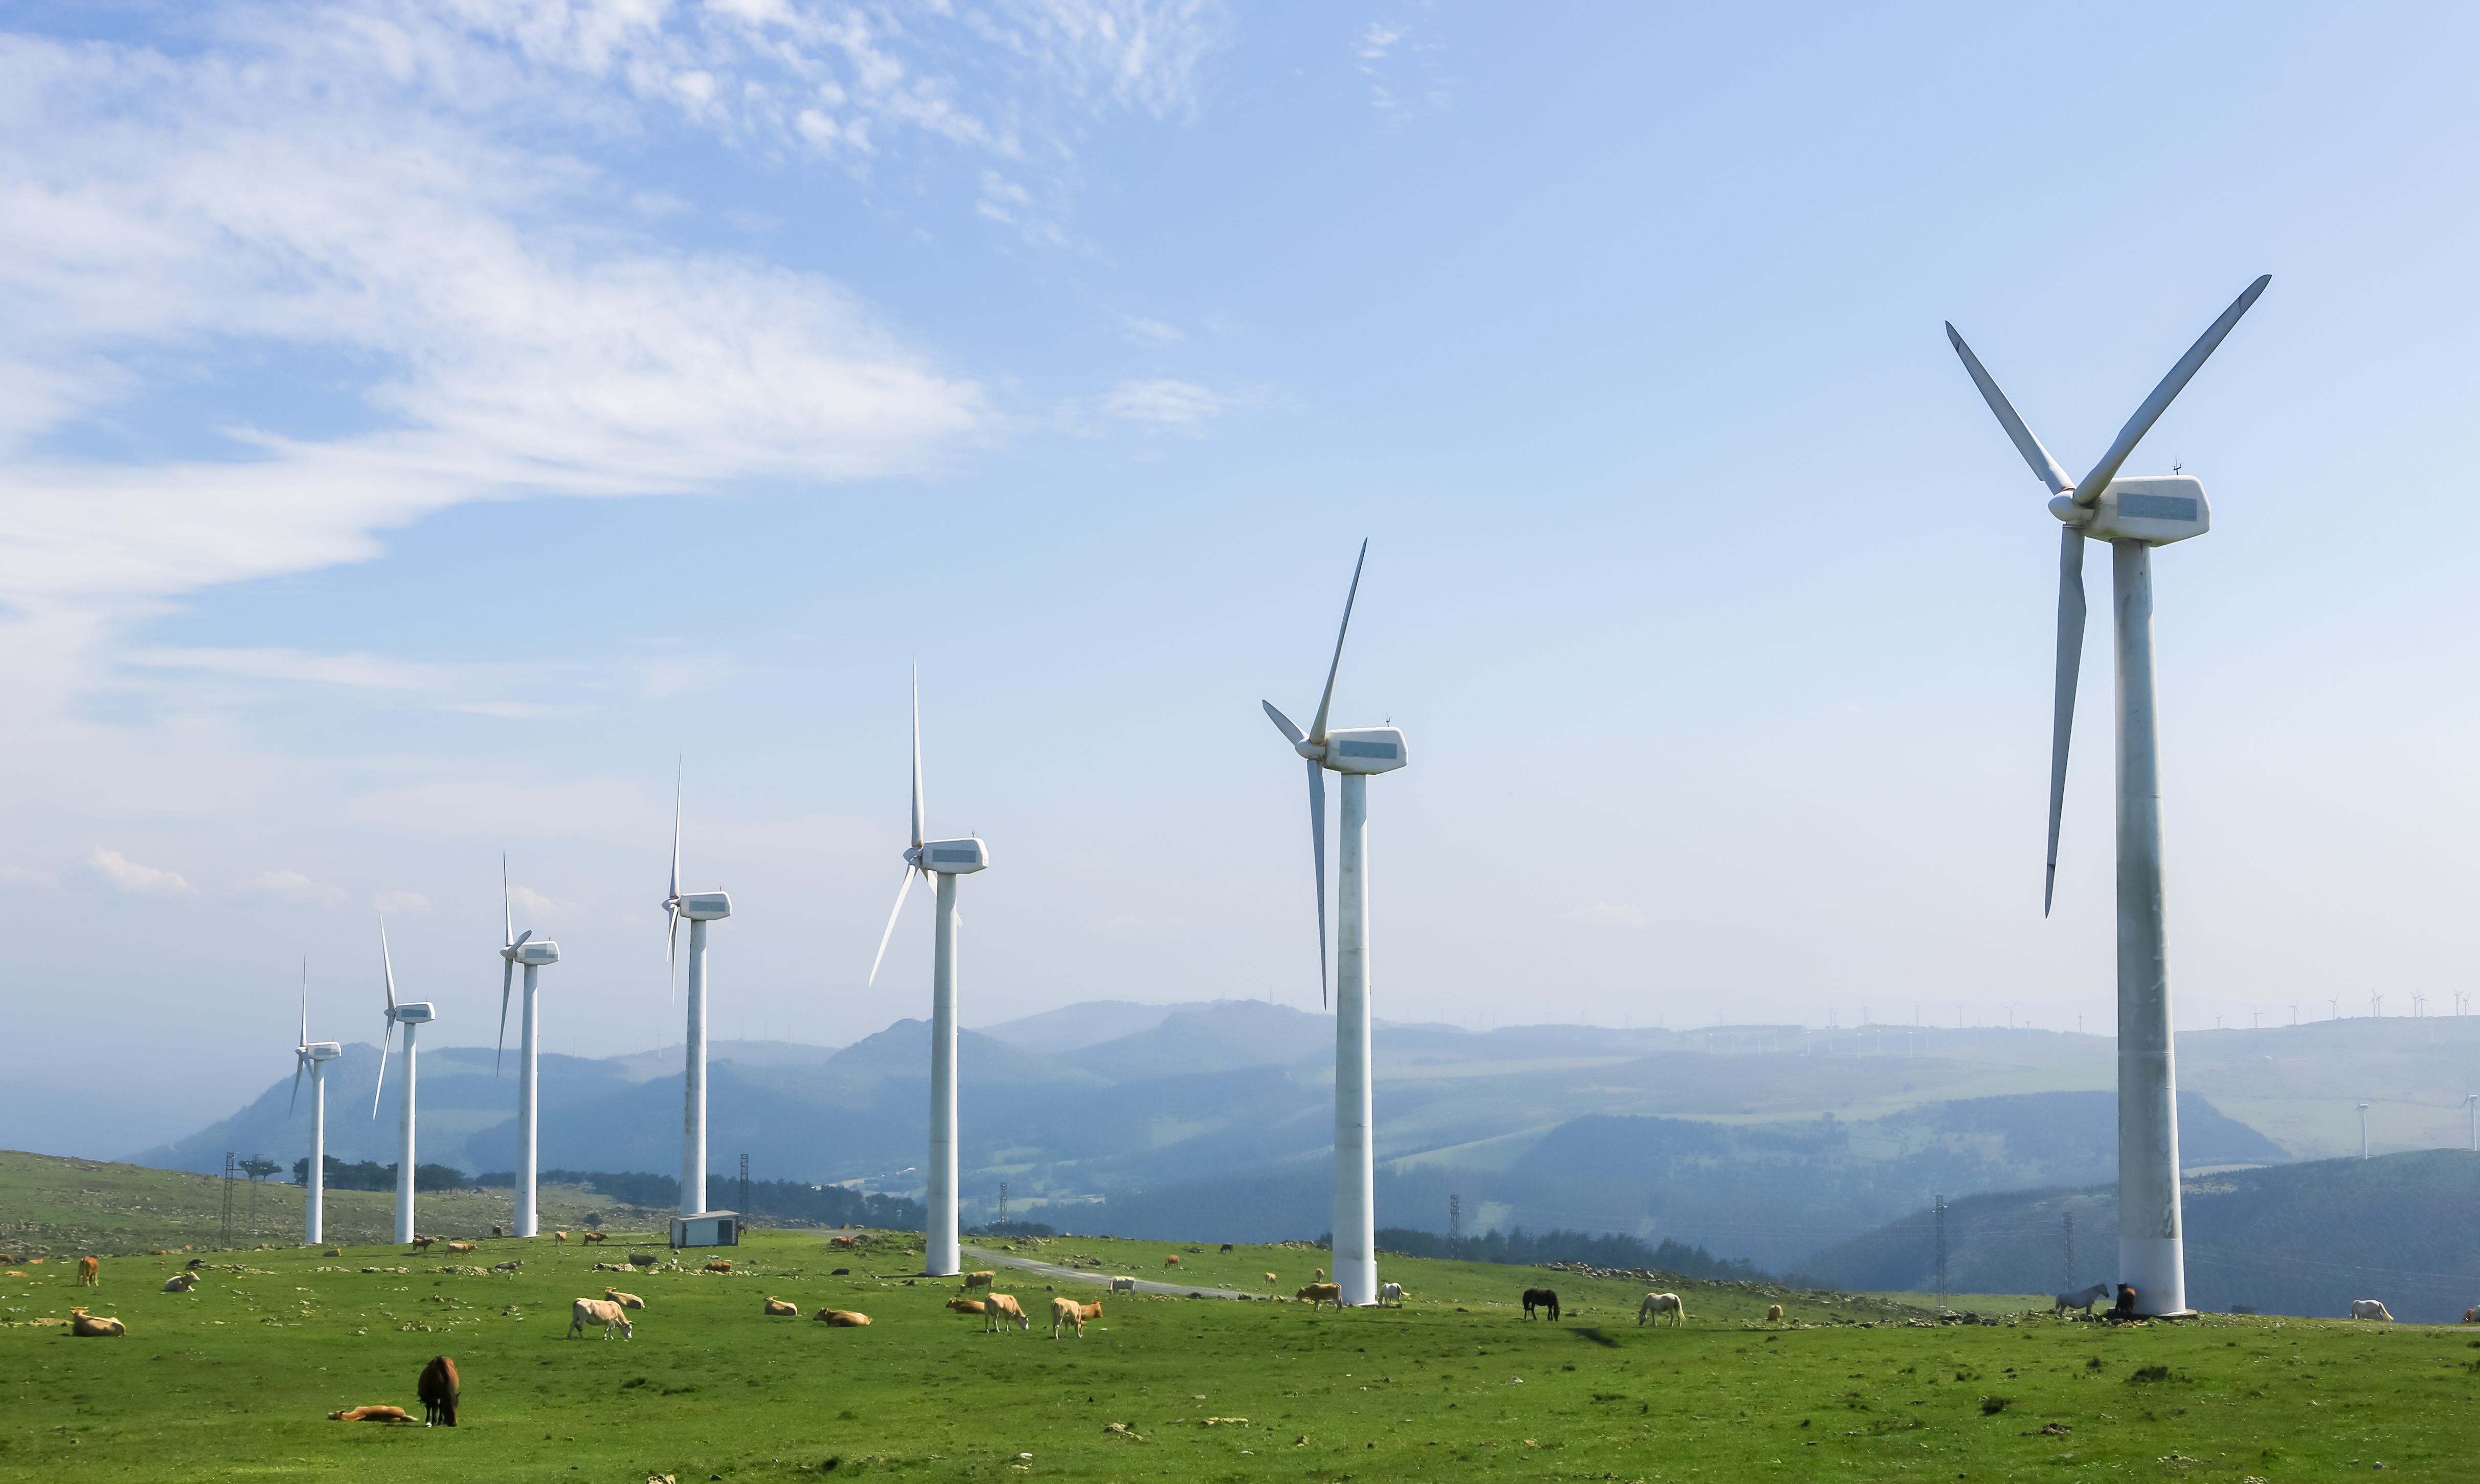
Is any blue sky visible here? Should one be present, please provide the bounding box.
[5,1,2477,1155]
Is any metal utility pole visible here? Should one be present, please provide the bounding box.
[998,1180,1009,1230]
[738,1153,750,1225]
[221,1153,237,1249]
[1934,1194,1949,1313]
[2358,1103,2370,1159]
[2062,1210,2076,1293]
[1449,1194,1461,1259]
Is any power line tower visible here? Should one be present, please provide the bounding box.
[1448,1193,1461,1259]
[220,1153,237,1249]
[1933,1193,1948,1313]
[738,1154,750,1226]
[2061,1210,2076,1292]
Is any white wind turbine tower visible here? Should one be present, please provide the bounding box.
[289,956,342,1247]
[495,856,560,1238]
[1261,539,1407,1308]
[866,675,990,1278]
[1947,274,2270,1317]
[369,922,436,1245]
[661,774,733,1220]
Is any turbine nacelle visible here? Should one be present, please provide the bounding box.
[2052,477,2212,546]
[919,838,989,874]
[1312,727,1408,775]
[502,939,561,967]
[389,1003,436,1024]
[677,892,732,921]
[302,1041,343,1062]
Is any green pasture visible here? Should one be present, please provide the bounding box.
[5,1227,2474,1482]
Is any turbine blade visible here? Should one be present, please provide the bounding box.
[2044,523,2087,916]
[379,920,397,1013]
[1944,323,2072,495]
[667,905,680,1004]
[1306,539,1368,746]
[1262,701,1304,746]
[513,929,532,948]
[911,668,926,850]
[1307,758,1328,1009]
[299,953,309,1048]
[290,1056,304,1117]
[669,758,683,905]
[372,1023,394,1119]
[866,866,919,988]
[497,957,513,1074]
[502,851,513,950]
[2069,274,2271,507]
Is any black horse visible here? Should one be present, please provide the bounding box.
[1522,1288,1561,1321]
[418,1355,459,1427]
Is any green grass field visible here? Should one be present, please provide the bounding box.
[6,1225,2474,1482]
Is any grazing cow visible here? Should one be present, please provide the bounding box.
[1264,1272,1279,1293]
[983,1293,1031,1332]
[1637,1293,1686,1327]
[68,1308,125,1337]
[1220,1244,1234,1252]
[1314,1268,1326,1281]
[703,1260,733,1274]
[418,1355,459,1427]
[1379,1282,1405,1307]
[1163,1254,1181,1269]
[963,1271,996,1289]
[947,1298,988,1316]
[409,1236,435,1252]
[324,1248,343,1257]
[830,1235,858,1250]
[814,1309,872,1327]
[603,1288,646,1310]
[492,1260,522,1272]
[567,1298,634,1340]
[1051,1296,1103,1339]
[581,1231,608,1245]
[1296,1283,1343,1310]
[329,1406,415,1424]
[2465,1308,2479,1324]
[764,1297,800,1316]
[2350,1299,2395,1322]
[553,1231,568,1244]
[1766,1304,1784,1322]
[163,1273,198,1294]
[1522,1288,1562,1322]
[76,1257,99,1286]
[1109,1276,1137,1293]
[445,1242,477,1255]
[2054,1283,2111,1316]
[2113,1285,2138,1319]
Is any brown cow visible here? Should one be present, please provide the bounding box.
[445,1242,477,1255]
[1264,1272,1280,1292]
[418,1355,459,1427]
[1296,1283,1343,1310]
[962,1271,996,1289]
[76,1256,99,1286]
[581,1231,608,1244]
[1050,1296,1103,1339]
[409,1236,435,1252]
[329,1405,416,1424]
[69,1308,125,1336]
[602,1288,646,1310]
[830,1235,858,1250]
[946,1297,988,1316]
[983,1294,1030,1333]
[703,1260,733,1274]
[1163,1254,1181,1269]
[323,1248,343,1257]
[1765,1303,1784,1322]
[763,1297,799,1316]
[553,1231,569,1244]
[814,1309,872,1326]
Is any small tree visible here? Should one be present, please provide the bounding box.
[583,1211,604,1230]
[239,1156,283,1183]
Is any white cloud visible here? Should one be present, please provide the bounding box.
[1099,377,1250,430]
[235,869,342,901]
[88,847,197,896]
[1567,901,1647,928]
[1351,11,1453,124]
[373,890,435,916]
[1121,316,1187,346]
[508,884,561,920]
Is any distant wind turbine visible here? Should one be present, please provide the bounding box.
[370,922,436,1245]
[865,673,990,1279]
[1261,540,1409,1308]
[1947,274,2270,1318]
[289,956,342,1247]
[662,771,733,1221]
[496,855,561,1238]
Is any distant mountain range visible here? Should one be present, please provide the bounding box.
[130,1003,2480,1275]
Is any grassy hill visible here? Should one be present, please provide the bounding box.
[5,1224,2472,1481]
[1794,1149,2480,1322]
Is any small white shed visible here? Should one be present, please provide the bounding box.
[670,1210,741,1249]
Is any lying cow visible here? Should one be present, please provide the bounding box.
[603,1288,646,1310]
[163,1272,198,1294]
[814,1309,872,1327]
[2350,1299,2395,1322]
[1296,1283,1343,1311]
[1637,1292,1686,1326]
[69,1308,125,1337]
[764,1297,800,1316]
[947,1298,988,1317]
[329,1406,415,1424]
[963,1271,996,1290]
[418,1355,459,1427]
[703,1261,733,1274]
[567,1298,634,1340]
[1051,1296,1103,1339]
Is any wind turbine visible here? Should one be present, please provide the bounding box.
[1261,539,1408,1308]
[495,855,560,1238]
[289,955,342,1247]
[1947,274,2269,1319]
[369,921,436,1245]
[662,772,733,1221]
[864,674,989,1279]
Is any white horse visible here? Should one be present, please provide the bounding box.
[1637,1292,1686,1326]
[2054,1283,2111,1315]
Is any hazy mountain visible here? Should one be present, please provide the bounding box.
[974,1001,1209,1054]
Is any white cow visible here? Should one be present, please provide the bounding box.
[1638,1292,1687,1326]
[2349,1299,2395,1322]
[567,1297,635,1340]
[1378,1282,1405,1307]
[1108,1275,1137,1293]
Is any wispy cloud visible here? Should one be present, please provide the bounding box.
[1352,10,1454,125]
[88,847,197,896]
[1567,901,1648,928]
[373,890,434,917]
[1099,376,1253,430]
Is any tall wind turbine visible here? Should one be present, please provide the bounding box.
[289,956,342,1247]
[1947,274,2269,1318]
[661,773,733,1220]
[369,922,437,1245]
[496,855,560,1238]
[865,674,990,1279]
[1261,539,1407,1308]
